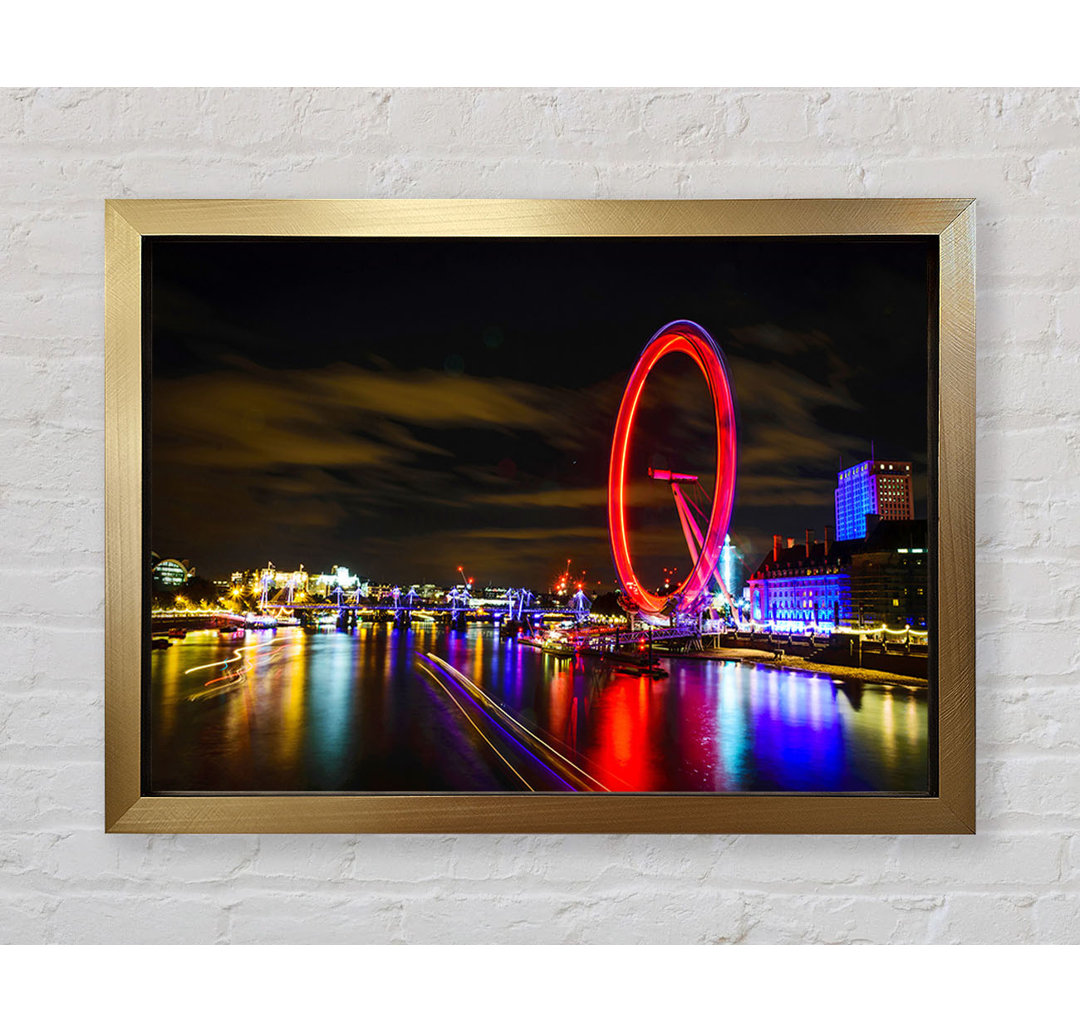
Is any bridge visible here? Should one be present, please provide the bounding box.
[275,599,579,631]
[274,603,568,617]
[150,601,584,635]
[151,609,245,630]
[246,578,592,631]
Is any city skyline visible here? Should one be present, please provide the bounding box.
[150,235,931,588]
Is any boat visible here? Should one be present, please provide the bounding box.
[151,637,172,650]
[542,644,576,658]
[245,614,279,629]
[541,636,576,658]
[615,665,668,679]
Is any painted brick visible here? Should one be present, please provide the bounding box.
[227,890,406,944]
[980,684,1080,752]
[49,891,228,944]
[741,892,945,945]
[890,832,1063,886]
[933,893,1038,943]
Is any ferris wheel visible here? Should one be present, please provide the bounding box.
[607,319,738,618]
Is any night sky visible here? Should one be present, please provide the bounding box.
[149,235,931,591]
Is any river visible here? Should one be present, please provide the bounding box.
[149,623,929,794]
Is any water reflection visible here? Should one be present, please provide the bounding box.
[150,625,928,793]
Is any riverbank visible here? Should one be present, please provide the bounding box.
[752,654,929,688]
[655,645,929,689]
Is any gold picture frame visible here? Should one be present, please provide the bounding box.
[105,198,974,834]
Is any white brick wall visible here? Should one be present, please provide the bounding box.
[1,87,1076,944]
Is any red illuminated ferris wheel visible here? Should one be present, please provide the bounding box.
[607,320,738,618]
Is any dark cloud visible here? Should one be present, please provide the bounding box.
[154,363,571,469]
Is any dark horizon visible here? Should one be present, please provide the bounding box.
[150,234,931,589]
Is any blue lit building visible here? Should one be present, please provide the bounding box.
[748,521,928,632]
[835,459,913,540]
[749,531,851,632]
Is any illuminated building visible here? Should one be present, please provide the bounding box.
[835,459,913,540]
[152,557,194,588]
[310,566,360,594]
[749,521,928,632]
[229,569,265,590]
[849,520,928,629]
[749,529,850,632]
[269,568,308,590]
[720,534,745,601]
[229,566,338,597]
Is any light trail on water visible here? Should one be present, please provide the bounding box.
[183,637,291,700]
[415,658,536,791]
[423,653,609,791]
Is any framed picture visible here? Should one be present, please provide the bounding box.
[105,199,974,833]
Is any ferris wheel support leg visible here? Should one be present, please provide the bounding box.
[672,484,705,567]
